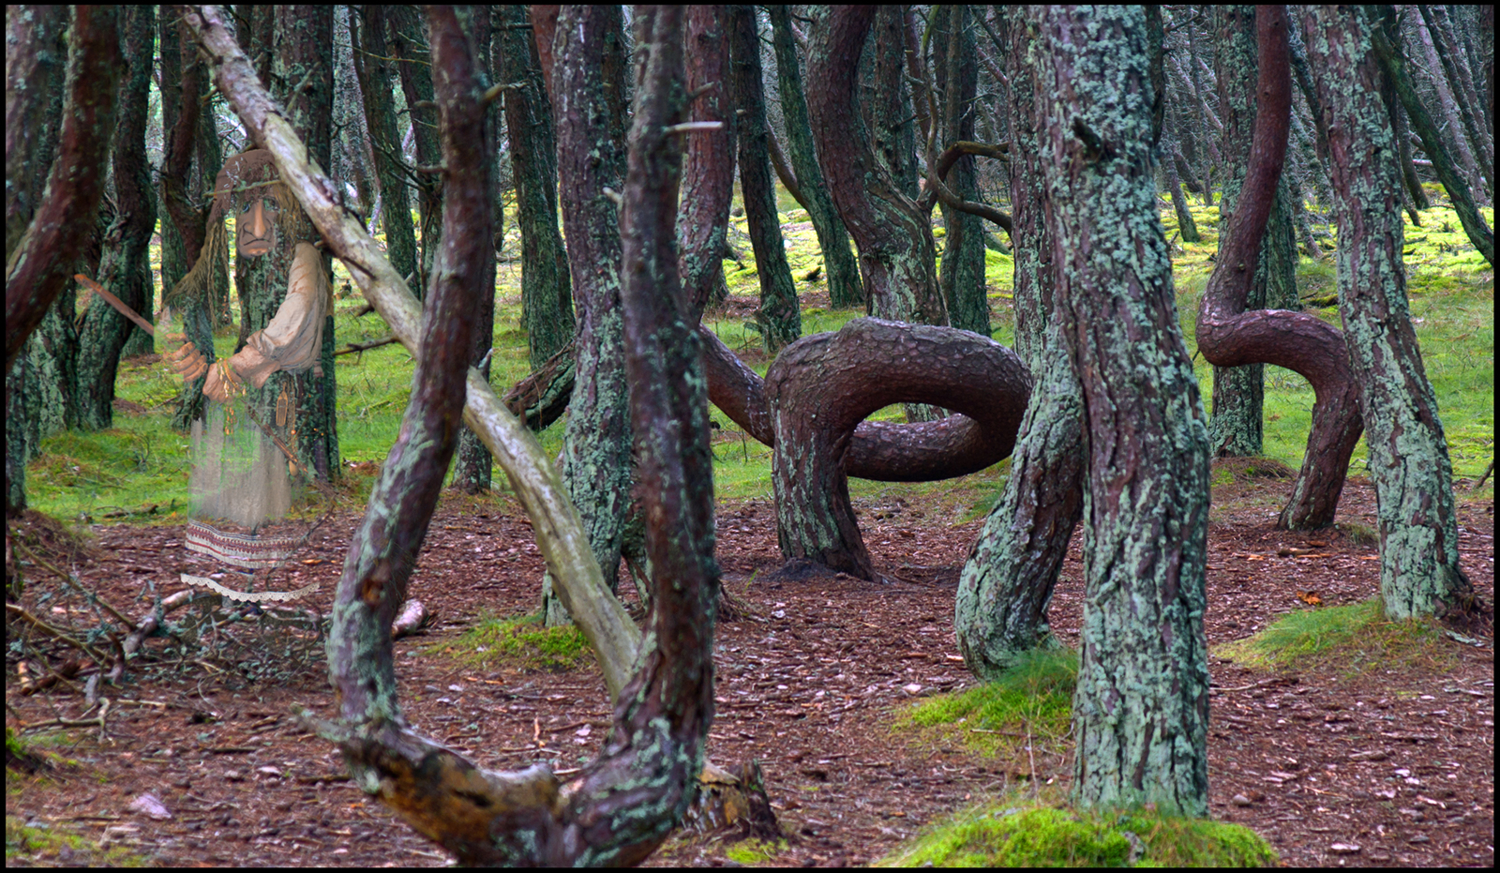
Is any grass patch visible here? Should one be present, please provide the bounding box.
[723,838,788,866]
[896,648,1077,757]
[876,798,1277,868]
[1214,596,1457,677]
[443,611,595,673]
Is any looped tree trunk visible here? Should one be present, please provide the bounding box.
[766,318,1029,580]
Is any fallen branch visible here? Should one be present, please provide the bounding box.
[333,334,400,357]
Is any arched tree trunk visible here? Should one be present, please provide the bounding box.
[1195,7,1363,531]
[767,319,1029,581]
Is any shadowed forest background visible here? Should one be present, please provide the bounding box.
[5,4,1493,868]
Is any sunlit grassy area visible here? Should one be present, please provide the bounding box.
[23,184,1493,523]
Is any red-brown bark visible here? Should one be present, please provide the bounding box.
[5,6,121,375]
[1195,6,1362,530]
[766,319,1030,580]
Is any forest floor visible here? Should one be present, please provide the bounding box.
[5,470,1493,867]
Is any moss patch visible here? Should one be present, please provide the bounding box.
[441,611,596,673]
[877,801,1276,867]
[896,648,1077,757]
[1215,596,1456,677]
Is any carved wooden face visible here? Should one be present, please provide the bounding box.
[236,195,280,257]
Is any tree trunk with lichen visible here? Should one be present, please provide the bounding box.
[955,8,1084,682]
[934,6,990,338]
[76,5,156,432]
[352,5,418,295]
[540,5,634,625]
[1029,5,1211,816]
[729,5,800,353]
[1301,6,1477,621]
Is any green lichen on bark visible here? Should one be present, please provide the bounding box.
[1302,7,1474,620]
[1030,6,1211,816]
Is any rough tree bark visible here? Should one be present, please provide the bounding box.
[955,8,1085,681]
[677,6,735,321]
[767,319,1029,581]
[1301,5,1478,621]
[75,5,156,432]
[768,6,864,310]
[806,5,947,329]
[541,4,634,624]
[1196,7,1363,531]
[500,3,572,369]
[1030,5,1212,816]
[729,5,800,353]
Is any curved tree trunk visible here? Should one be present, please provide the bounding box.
[805,6,947,329]
[767,6,864,310]
[1030,5,1211,816]
[767,319,1029,580]
[729,5,800,353]
[956,8,1084,681]
[1196,7,1363,530]
[1301,6,1477,622]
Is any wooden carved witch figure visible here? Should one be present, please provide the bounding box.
[165,149,331,597]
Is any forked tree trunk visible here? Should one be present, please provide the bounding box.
[1301,6,1477,622]
[1195,7,1363,531]
[1030,5,1212,816]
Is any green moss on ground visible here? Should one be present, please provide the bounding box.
[877,802,1277,867]
[442,611,595,673]
[1214,596,1457,678]
[895,648,1077,757]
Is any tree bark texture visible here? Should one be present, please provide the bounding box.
[5,5,120,376]
[934,7,991,338]
[352,5,418,296]
[729,5,800,353]
[1410,6,1490,199]
[1364,12,1493,266]
[387,5,443,292]
[182,4,643,703]
[955,8,1084,682]
[869,7,919,200]
[1301,6,1476,621]
[272,5,338,482]
[545,5,634,621]
[767,319,1029,581]
[501,4,572,369]
[1030,5,1211,816]
[1196,7,1363,531]
[76,5,156,432]
[677,6,735,323]
[768,6,864,310]
[451,6,498,496]
[806,6,947,329]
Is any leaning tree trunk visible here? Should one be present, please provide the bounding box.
[500,3,572,370]
[76,5,156,432]
[541,5,634,624]
[955,8,1084,681]
[767,6,864,310]
[1195,7,1363,531]
[729,5,800,353]
[1030,5,1212,817]
[1301,6,1477,622]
